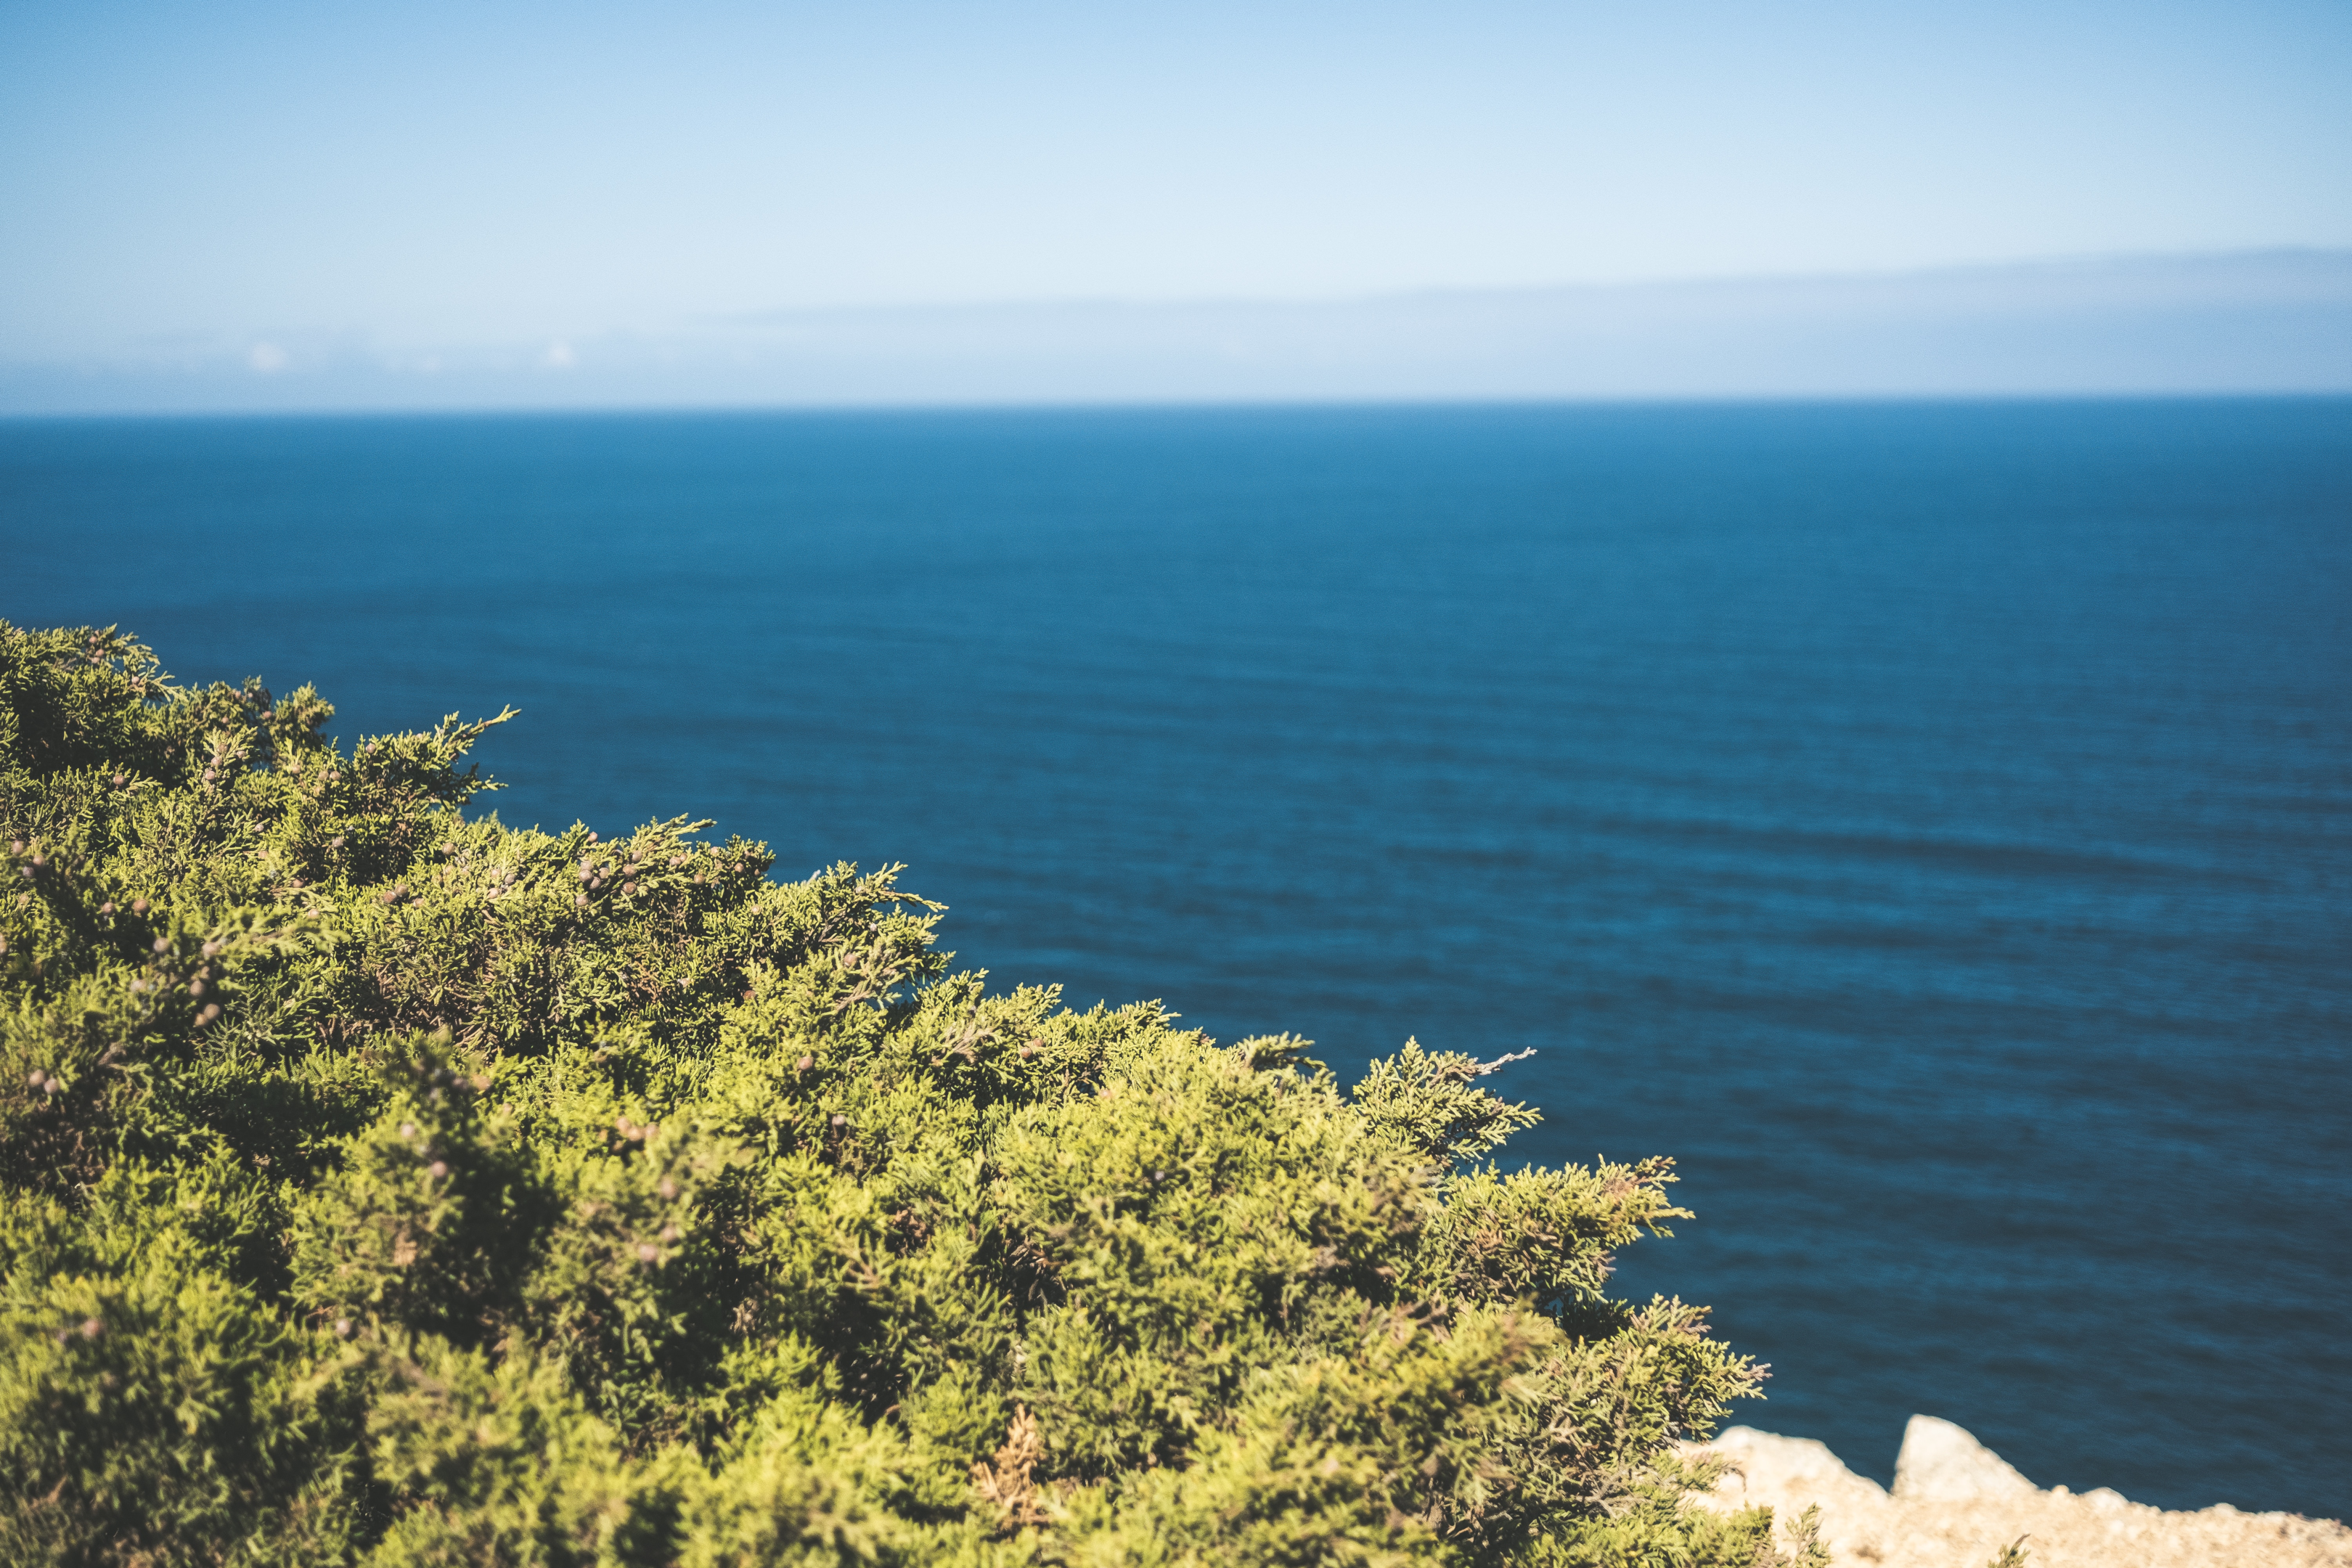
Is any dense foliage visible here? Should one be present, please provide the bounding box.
[0,621,1814,1567]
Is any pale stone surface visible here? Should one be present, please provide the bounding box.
[1682,1418,2352,1567]
[1709,1426,1893,1519]
[1892,1414,2038,1503]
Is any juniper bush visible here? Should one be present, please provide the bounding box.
[0,621,1815,1568]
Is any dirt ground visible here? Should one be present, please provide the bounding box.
[1681,1418,2351,1568]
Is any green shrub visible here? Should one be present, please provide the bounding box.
[0,621,1804,1567]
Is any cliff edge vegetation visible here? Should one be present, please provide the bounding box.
[0,621,1800,1567]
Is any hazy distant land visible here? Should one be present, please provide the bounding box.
[6,249,2348,414]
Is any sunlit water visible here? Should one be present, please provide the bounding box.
[6,400,2348,1514]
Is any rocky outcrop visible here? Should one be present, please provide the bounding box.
[1683,1418,2351,1567]
[1890,1416,2037,1504]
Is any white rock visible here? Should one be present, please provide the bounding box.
[1891,1414,2037,1502]
[1686,1422,2352,1567]
[1704,1426,1891,1514]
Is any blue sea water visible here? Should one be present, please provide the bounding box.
[4,400,2348,1516]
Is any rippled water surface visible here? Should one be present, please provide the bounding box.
[6,401,2348,1514]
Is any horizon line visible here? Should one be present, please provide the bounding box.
[7,246,2346,417]
[9,390,2352,426]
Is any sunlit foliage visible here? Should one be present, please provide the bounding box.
[0,621,1812,1567]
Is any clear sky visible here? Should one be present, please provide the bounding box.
[3,0,2348,367]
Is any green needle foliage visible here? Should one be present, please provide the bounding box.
[0,621,1812,1568]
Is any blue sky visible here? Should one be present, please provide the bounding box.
[3,0,2348,398]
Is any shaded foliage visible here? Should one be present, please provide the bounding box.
[0,621,1803,1566]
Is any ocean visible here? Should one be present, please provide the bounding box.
[4,399,2347,1516]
